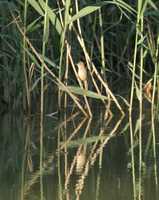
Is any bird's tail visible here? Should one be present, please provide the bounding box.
[84,80,88,91]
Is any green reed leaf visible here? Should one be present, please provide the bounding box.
[28,0,44,16]
[62,135,106,148]
[66,86,108,100]
[68,1,135,24]
[39,0,62,35]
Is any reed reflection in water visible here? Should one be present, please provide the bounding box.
[0,105,158,200]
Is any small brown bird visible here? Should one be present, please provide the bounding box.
[144,79,152,101]
[77,61,88,90]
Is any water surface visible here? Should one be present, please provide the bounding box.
[0,107,159,200]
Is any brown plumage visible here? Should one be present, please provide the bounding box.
[144,79,152,100]
[77,61,88,90]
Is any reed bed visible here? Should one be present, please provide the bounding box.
[0,1,158,116]
[0,1,159,199]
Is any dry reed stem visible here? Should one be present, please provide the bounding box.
[64,118,91,188]
[71,22,123,114]
[74,28,122,113]
[73,5,107,106]
[60,117,87,150]
[11,13,88,117]
[64,43,69,108]
[75,115,124,197]
[23,111,80,195]
[67,44,92,117]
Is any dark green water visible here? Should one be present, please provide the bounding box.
[0,108,159,200]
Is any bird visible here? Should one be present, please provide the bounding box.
[77,61,88,90]
[144,79,152,101]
